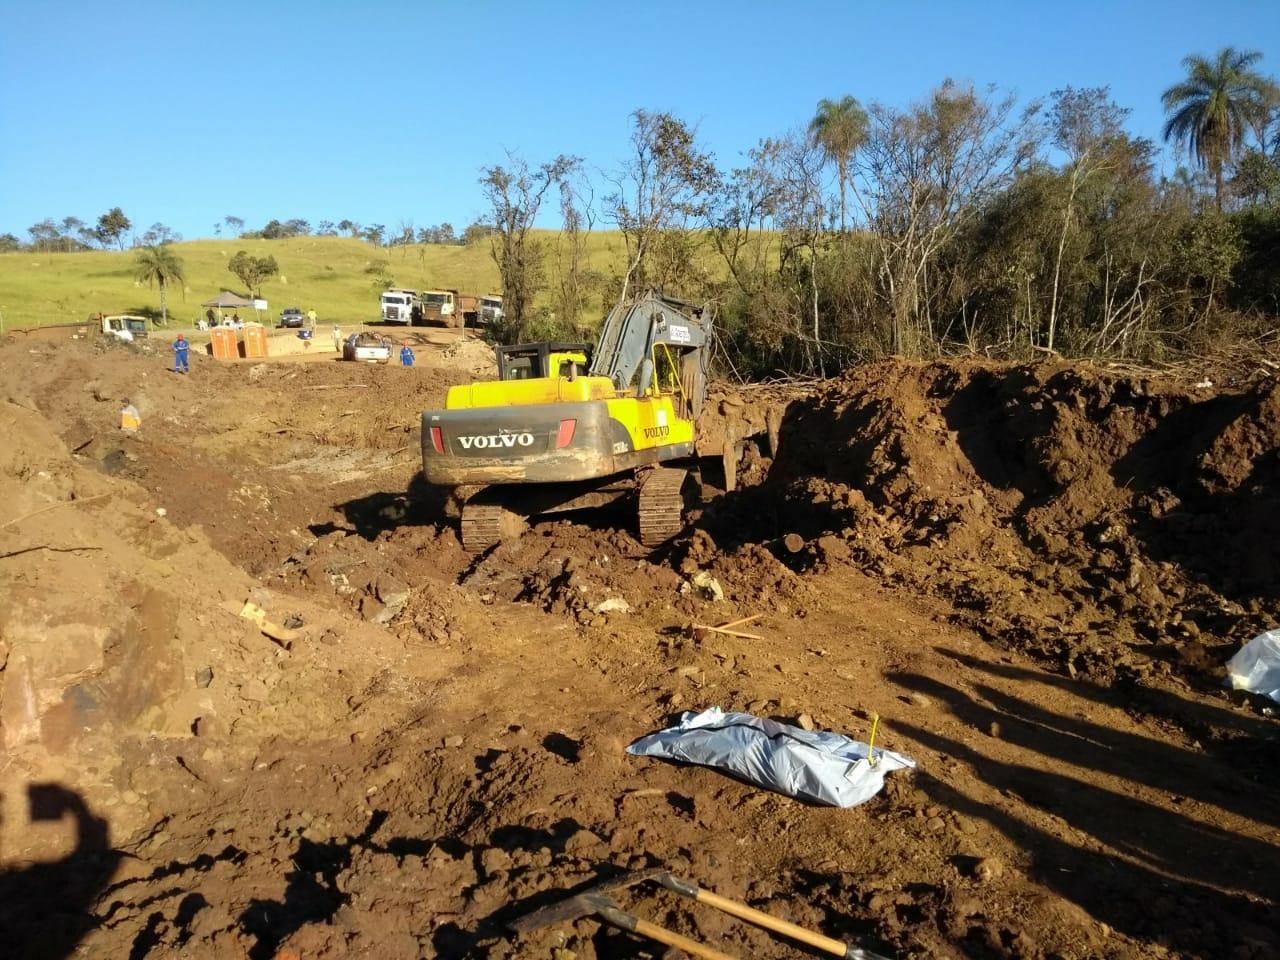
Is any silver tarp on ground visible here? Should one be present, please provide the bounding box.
[1227,630,1280,704]
[627,707,916,808]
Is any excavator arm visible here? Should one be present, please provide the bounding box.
[588,291,712,416]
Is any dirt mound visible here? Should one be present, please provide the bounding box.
[439,336,499,377]
[0,399,301,850]
[0,339,467,863]
[451,509,814,627]
[744,360,1280,686]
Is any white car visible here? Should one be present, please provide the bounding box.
[343,332,391,364]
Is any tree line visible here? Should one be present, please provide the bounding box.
[2,208,183,253]
[218,216,496,247]
[2,212,498,255]
[480,46,1280,374]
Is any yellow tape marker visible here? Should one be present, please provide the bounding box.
[867,712,881,767]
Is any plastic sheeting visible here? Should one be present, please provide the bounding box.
[627,707,916,808]
[1226,630,1280,704]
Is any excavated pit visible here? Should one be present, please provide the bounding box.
[1,332,1276,960]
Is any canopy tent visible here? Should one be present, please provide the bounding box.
[201,290,260,326]
[201,290,254,308]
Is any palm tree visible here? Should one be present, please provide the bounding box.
[1161,47,1277,209]
[134,244,186,327]
[809,96,869,232]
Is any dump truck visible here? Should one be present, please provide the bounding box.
[412,289,477,328]
[421,291,748,551]
[476,294,504,328]
[381,288,419,324]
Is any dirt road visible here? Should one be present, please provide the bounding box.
[0,333,1275,959]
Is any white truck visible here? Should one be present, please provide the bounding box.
[477,294,504,327]
[380,288,419,324]
[342,332,392,364]
[96,314,149,340]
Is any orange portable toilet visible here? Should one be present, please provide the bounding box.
[210,326,238,361]
[241,323,268,359]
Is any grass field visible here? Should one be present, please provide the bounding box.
[0,232,640,330]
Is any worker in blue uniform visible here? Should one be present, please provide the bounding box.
[400,343,415,367]
[172,334,190,374]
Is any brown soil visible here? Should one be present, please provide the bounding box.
[0,334,1275,960]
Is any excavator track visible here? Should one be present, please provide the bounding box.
[638,467,688,546]
[460,502,527,553]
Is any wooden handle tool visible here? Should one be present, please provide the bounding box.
[596,902,739,960]
[655,873,893,960]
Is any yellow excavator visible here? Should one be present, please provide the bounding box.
[421,291,715,551]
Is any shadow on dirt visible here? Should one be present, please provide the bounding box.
[939,368,1054,506]
[541,732,583,763]
[127,892,209,960]
[690,400,857,551]
[0,784,121,960]
[320,473,451,541]
[102,843,247,899]
[436,858,626,958]
[935,649,1280,783]
[232,807,608,960]
[888,659,1280,957]
[1112,389,1280,602]
[238,812,386,960]
[427,819,611,960]
[788,869,898,959]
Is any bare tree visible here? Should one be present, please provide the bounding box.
[776,134,830,368]
[606,110,719,303]
[396,218,415,257]
[712,132,834,373]
[480,152,579,342]
[1043,87,1128,350]
[852,81,1040,354]
[711,139,784,292]
[555,174,596,333]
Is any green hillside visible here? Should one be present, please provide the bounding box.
[0,232,638,330]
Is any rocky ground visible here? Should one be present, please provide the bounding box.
[0,327,1275,960]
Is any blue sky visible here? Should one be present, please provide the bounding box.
[1,0,1277,240]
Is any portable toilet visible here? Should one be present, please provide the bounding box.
[210,326,238,361]
[241,323,268,359]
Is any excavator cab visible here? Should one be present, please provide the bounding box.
[421,291,714,550]
[496,342,592,381]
